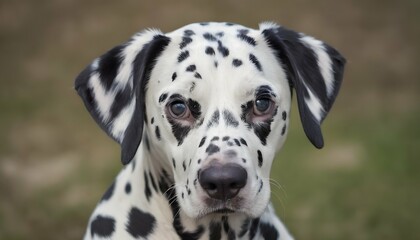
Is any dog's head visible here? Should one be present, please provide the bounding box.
[75,22,345,219]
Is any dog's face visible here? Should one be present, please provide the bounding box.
[146,23,292,218]
[75,22,345,220]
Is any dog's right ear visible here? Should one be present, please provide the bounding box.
[75,30,171,165]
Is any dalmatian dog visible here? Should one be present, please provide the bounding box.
[75,22,345,240]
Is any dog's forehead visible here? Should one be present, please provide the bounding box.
[150,22,288,103]
[168,22,257,37]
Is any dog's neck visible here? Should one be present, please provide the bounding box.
[129,139,264,239]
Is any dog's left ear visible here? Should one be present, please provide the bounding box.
[75,31,171,164]
[261,23,346,148]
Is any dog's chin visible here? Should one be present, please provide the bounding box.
[190,200,261,220]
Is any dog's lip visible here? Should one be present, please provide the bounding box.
[211,207,235,214]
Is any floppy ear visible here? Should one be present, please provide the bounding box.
[75,30,171,164]
[261,23,346,148]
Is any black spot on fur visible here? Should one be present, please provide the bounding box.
[180,37,193,49]
[172,158,176,169]
[216,32,224,37]
[158,170,171,194]
[159,93,168,103]
[126,207,156,238]
[178,50,190,62]
[224,150,237,158]
[217,40,229,57]
[155,126,161,140]
[151,117,154,124]
[205,46,215,55]
[258,179,263,193]
[194,72,202,79]
[249,218,260,240]
[184,29,195,36]
[209,222,222,240]
[188,98,202,119]
[91,215,115,238]
[234,138,241,146]
[211,136,219,141]
[101,181,115,201]
[242,158,247,163]
[238,29,249,35]
[223,110,239,127]
[207,110,220,128]
[197,159,201,164]
[132,158,136,172]
[281,124,287,135]
[232,59,243,67]
[200,22,209,26]
[257,150,263,167]
[249,53,262,71]
[144,134,151,151]
[183,160,186,171]
[186,64,196,72]
[282,110,287,120]
[206,144,220,155]
[125,182,131,194]
[225,22,235,26]
[227,141,234,147]
[214,61,218,68]
[240,101,253,128]
[189,158,192,167]
[149,171,158,191]
[222,216,235,240]
[260,221,279,240]
[199,136,206,148]
[237,33,257,46]
[203,33,217,41]
[167,118,192,146]
[189,82,196,92]
[172,72,177,81]
[222,136,230,141]
[240,138,247,146]
[144,172,152,201]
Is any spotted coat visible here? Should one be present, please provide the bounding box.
[75,22,345,240]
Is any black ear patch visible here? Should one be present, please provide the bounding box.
[262,26,345,148]
[75,33,171,165]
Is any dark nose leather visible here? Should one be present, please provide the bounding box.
[199,163,247,200]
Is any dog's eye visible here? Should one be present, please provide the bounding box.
[169,101,189,118]
[254,98,272,115]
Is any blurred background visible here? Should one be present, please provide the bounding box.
[1,0,419,239]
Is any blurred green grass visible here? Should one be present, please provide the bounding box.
[0,0,419,239]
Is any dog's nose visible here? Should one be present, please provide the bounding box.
[199,163,247,200]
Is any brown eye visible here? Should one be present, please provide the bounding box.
[253,98,272,116]
[169,100,190,118]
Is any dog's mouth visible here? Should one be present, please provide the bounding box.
[197,207,237,219]
[197,199,244,218]
[212,207,235,214]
